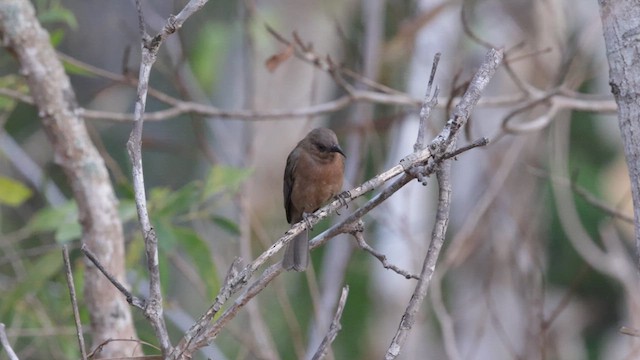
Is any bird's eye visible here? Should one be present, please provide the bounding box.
[317,143,327,152]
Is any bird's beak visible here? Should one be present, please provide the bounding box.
[332,145,346,158]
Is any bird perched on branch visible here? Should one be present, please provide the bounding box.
[283,128,345,271]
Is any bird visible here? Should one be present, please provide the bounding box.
[282,128,346,271]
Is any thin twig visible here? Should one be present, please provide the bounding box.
[385,164,454,360]
[443,137,490,160]
[0,323,18,360]
[0,86,614,123]
[311,286,350,360]
[431,271,462,360]
[353,230,420,280]
[620,326,640,337]
[62,246,87,360]
[415,53,441,152]
[121,0,212,355]
[87,338,161,359]
[81,244,146,310]
[527,166,634,224]
[168,258,242,358]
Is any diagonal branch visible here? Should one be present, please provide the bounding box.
[62,246,88,360]
[311,286,350,360]
[0,323,18,360]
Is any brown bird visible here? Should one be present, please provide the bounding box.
[283,128,346,271]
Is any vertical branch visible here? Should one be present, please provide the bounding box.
[126,1,170,353]
[384,163,453,360]
[62,246,87,360]
[414,53,441,152]
[598,0,640,268]
[311,286,350,360]
[125,0,211,355]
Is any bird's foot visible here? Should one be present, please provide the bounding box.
[302,212,318,230]
[334,191,350,215]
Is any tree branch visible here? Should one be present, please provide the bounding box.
[0,0,139,356]
[81,244,146,310]
[311,286,350,360]
[385,164,454,359]
[598,0,640,268]
[0,323,18,360]
[385,48,503,359]
[62,246,87,360]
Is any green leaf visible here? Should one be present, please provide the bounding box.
[55,222,81,243]
[0,249,63,318]
[126,233,145,269]
[158,251,171,296]
[62,59,96,77]
[49,28,65,47]
[28,201,77,233]
[38,5,78,29]
[148,187,171,213]
[0,176,33,206]
[155,182,201,218]
[211,216,241,236]
[118,199,138,223]
[155,219,179,253]
[0,75,23,111]
[203,165,252,199]
[174,227,219,297]
[188,22,230,91]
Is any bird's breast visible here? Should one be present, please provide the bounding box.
[290,152,344,216]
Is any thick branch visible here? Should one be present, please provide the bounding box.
[0,1,139,356]
[598,0,640,267]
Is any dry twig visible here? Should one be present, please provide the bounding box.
[385,48,504,359]
[0,323,18,360]
[311,286,350,360]
[62,246,87,360]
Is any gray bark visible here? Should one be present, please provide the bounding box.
[0,0,140,357]
[598,0,640,266]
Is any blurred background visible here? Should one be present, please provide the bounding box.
[0,0,636,359]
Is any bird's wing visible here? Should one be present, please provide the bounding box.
[283,147,298,224]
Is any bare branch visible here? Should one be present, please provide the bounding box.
[62,246,87,360]
[415,53,441,152]
[81,245,146,310]
[0,323,18,360]
[385,163,454,360]
[311,286,350,360]
[87,338,162,359]
[527,166,634,224]
[385,48,503,359]
[124,0,212,355]
[621,326,640,338]
[431,272,462,360]
[0,0,140,355]
[443,137,490,160]
[353,229,420,280]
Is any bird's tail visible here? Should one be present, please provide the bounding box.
[282,230,309,271]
